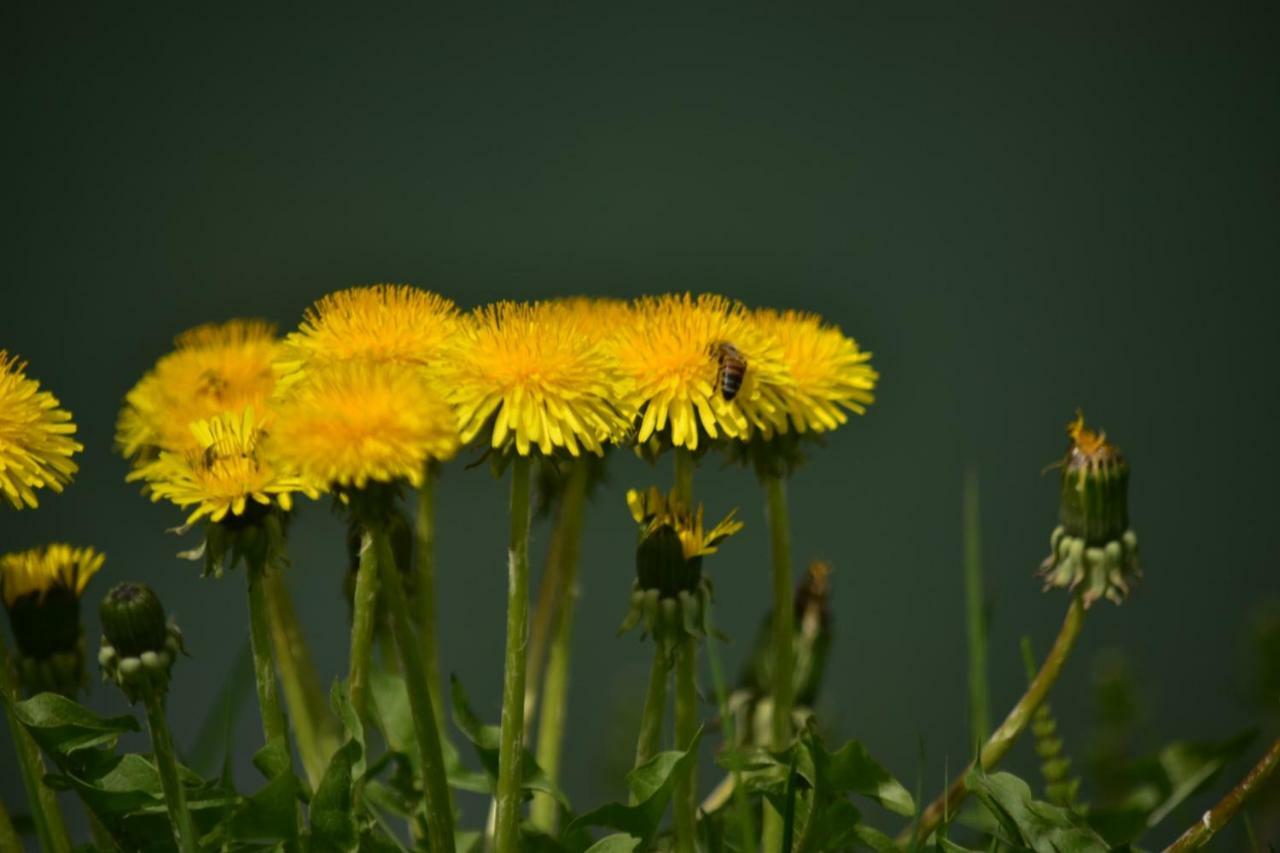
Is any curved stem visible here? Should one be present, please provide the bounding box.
[634,643,670,782]
[902,594,1087,846]
[264,567,338,789]
[414,467,446,732]
[0,626,71,853]
[143,692,198,853]
[673,636,699,853]
[530,460,590,833]
[1163,735,1280,851]
[495,455,532,853]
[376,528,456,853]
[348,529,380,722]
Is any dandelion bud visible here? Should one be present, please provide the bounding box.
[1039,414,1141,607]
[99,582,183,703]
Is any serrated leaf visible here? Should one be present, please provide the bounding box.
[310,739,362,852]
[815,736,916,817]
[565,728,705,848]
[964,766,1109,853]
[12,693,139,758]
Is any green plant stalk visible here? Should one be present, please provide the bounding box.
[902,594,1087,846]
[523,505,566,738]
[762,473,794,853]
[245,558,290,750]
[633,643,669,783]
[143,692,198,853]
[348,528,380,722]
[963,468,990,746]
[1163,735,1280,852]
[673,636,699,853]
[530,460,590,833]
[495,454,533,853]
[0,626,71,853]
[0,800,21,853]
[415,466,447,731]
[703,602,757,853]
[264,566,337,788]
[376,528,456,853]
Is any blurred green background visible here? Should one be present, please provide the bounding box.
[4,4,1278,847]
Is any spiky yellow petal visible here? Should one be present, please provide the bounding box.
[0,544,103,607]
[0,352,81,510]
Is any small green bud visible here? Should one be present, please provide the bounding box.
[100,583,169,658]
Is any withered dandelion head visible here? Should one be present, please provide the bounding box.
[611,293,793,451]
[753,308,878,433]
[0,352,81,509]
[269,361,459,490]
[278,284,460,382]
[116,319,280,461]
[445,301,633,457]
[132,408,320,527]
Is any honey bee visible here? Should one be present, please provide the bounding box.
[711,342,747,401]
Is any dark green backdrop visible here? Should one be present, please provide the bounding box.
[4,4,1278,847]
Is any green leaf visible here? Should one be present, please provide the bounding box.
[565,727,705,848]
[251,735,293,782]
[188,638,254,776]
[964,766,1109,853]
[449,675,569,807]
[815,736,916,817]
[310,739,362,852]
[583,834,641,853]
[11,693,139,758]
[218,768,300,844]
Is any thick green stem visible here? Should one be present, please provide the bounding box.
[672,637,699,853]
[761,474,794,853]
[903,595,1087,846]
[530,461,590,833]
[246,560,289,749]
[143,693,198,853]
[673,447,695,505]
[634,644,669,781]
[376,528,456,853]
[963,468,990,746]
[348,529,380,721]
[0,627,71,853]
[0,800,22,853]
[1163,735,1280,851]
[495,455,532,853]
[414,467,447,732]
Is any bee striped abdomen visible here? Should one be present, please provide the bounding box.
[713,342,747,401]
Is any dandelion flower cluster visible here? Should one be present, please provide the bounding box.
[132,408,320,526]
[278,285,459,381]
[269,361,459,490]
[0,544,104,608]
[611,294,793,451]
[446,301,634,456]
[117,319,280,460]
[0,352,82,509]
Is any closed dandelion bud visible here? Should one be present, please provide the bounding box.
[99,582,183,703]
[0,545,104,697]
[620,486,742,651]
[1039,414,1141,607]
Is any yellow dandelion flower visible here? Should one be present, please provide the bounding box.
[753,308,878,433]
[132,408,320,526]
[627,486,744,561]
[0,352,81,510]
[445,301,634,457]
[277,285,460,383]
[269,361,459,490]
[611,293,793,451]
[0,544,103,608]
[117,319,280,460]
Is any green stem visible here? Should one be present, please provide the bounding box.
[963,468,990,746]
[0,627,71,853]
[530,461,590,833]
[762,474,794,853]
[903,594,1087,846]
[0,800,22,853]
[349,528,380,722]
[264,567,337,789]
[143,692,198,853]
[704,603,757,853]
[376,527,456,853]
[246,559,289,749]
[414,466,447,733]
[522,503,566,738]
[673,447,695,505]
[1163,735,1280,851]
[495,454,533,853]
[634,644,669,782]
[673,637,700,853]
